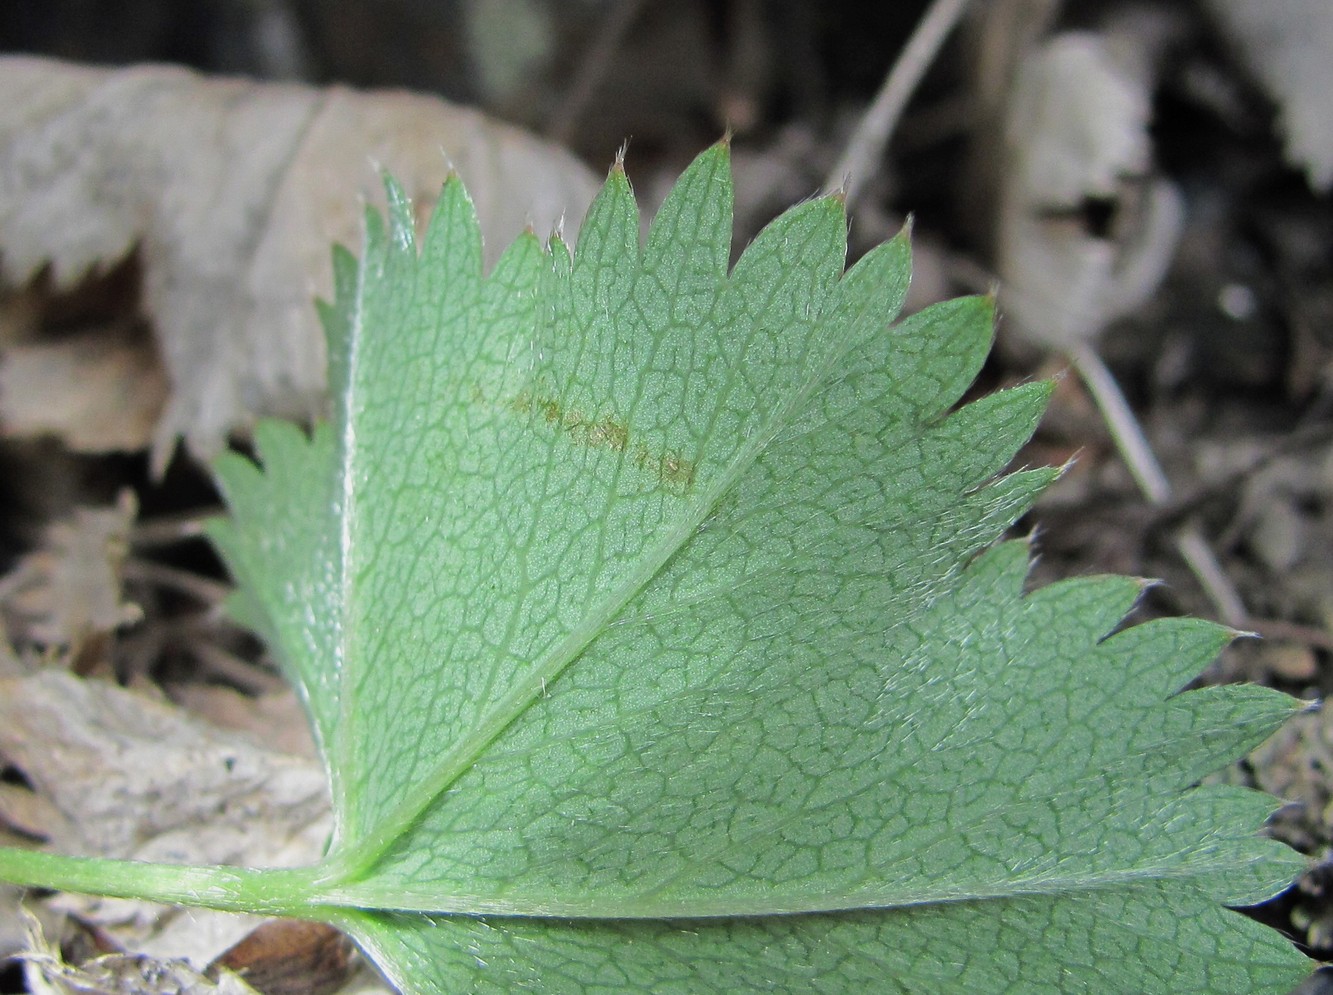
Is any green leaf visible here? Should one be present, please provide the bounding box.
[0,143,1308,993]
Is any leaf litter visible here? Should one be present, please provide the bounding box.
[0,491,140,665]
[0,55,600,472]
[0,670,394,993]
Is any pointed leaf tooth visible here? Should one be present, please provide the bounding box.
[887,296,996,420]
[936,382,1052,488]
[320,245,359,400]
[250,417,310,471]
[1156,683,1305,786]
[641,142,731,289]
[331,241,359,307]
[382,172,417,252]
[1102,615,1239,699]
[419,174,482,288]
[834,228,913,333]
[362,201,388,261]
[1024,573,1149,644]
[572,158,640,280]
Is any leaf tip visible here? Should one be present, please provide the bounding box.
[1133,575,1164,596]
[380,172,417,251]
[1221,624,1261,643]
[1052,447,1078,482]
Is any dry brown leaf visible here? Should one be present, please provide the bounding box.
[0,491,141,658]
[169,684,317,760]
[996,30,1183,351]
[0,321,167,453]
[0,56,601,471]
[0,780,62,842]
[1204,0,1333,193]
[0,671,354,983]
[21,910,262,995]
[207,919,355,995]
[0,885,24,963]
[0,670,328,864]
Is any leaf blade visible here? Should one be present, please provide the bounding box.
[341,881,1306,994]
[209,143,1309,991]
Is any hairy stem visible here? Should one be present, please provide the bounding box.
[0,847,326,920]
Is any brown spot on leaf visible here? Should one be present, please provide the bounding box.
[499,389,694,493]
[660,450,697,489]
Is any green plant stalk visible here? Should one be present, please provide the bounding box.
[0,847,325,919]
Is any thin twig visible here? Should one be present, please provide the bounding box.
[189,639,287,695]
[1067,343,1170,504]
[1173,528,1248,628]
[1067,343,1249,627]
[122,559,232,606]
[130,511,219,548]
[823,0,973,207]
[546,0,649,145]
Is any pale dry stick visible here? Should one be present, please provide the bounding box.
[121,558,232,606]
[1068,341,1249,627]
[189,637,288,695]
[130,511,217,548]
[823,0,973,207]
[547,0,650,146]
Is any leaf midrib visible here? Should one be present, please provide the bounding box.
[309,845,1288,918]
[327,229,367,853]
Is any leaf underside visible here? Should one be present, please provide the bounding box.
[209,144,1308,993]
